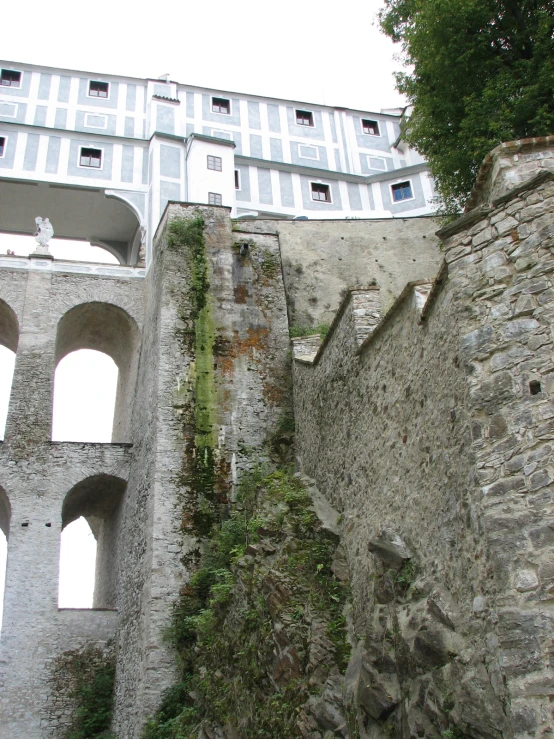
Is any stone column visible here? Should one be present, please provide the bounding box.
[4,266,57,449]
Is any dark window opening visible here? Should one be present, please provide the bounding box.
[212,97,230,114]
[89,81,109,98]
[235,170,240,189]
[1,69,21,87]
[530,380,542,395]
[207,155,222,171]
[296,110,314,127]
[311,183,331,203]
[391,181,413,202]
[79,147,102,168]
[209,192,222,206]
[362,119,380,135]
[0,137,5,157]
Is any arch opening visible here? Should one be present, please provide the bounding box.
[54,303,139,442]
[0,233,121,264]
[0,299,19,440]
[0,178,142,265]
[59,474,126,610]
[52,350,118,443]
[0,486,11,631]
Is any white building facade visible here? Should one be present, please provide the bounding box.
[0,61,435,265]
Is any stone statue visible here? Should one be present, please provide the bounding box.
[32,217,54,258]
[34,217,54,247]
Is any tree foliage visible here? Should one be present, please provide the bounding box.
[379,0,554,212]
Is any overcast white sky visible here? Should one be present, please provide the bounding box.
[1,0,406,113]
[0,0,405,623]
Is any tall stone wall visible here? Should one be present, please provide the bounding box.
[239,216,442,327]
[0,262,142,738]
[293,139,554,736]
[113,204,291,737]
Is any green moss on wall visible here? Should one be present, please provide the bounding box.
[168,215,219,535]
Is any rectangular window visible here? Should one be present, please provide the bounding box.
[296,110,314,127]
[88,81,109,98]
[212,97,230,114]
[299,144,319,159]
[1,69,22,87]
[0,137,5,157]
[362,119,380,136]
[207,155,222,171]
[235,170,240,190]
[391,181,413,202]
[311,183,331,202]
[209,192,222,206]
[79,147,102,168]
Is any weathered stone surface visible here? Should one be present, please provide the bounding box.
[368,530,412,568]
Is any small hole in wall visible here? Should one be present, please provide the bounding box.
[45,522,52,527]
[21,522,29,527]
[530,380,542,395]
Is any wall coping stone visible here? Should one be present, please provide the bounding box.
[465,135,554,212]
[295,285,379,367]
[293,279,439,369]
[436,206,493,240]
[356,279,434,357]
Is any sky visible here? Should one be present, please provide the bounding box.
[0,0,406,623]
[1,0,406,114]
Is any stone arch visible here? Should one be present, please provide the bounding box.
[0,298,19,354]
[54,302,139,442]
[61,474,127,609]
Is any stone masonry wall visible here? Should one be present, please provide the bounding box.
[238,216,442,328]
[293,140,554,736]
[114,204,291,737]
[0,261,143,739]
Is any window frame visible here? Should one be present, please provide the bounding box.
[295,109,314,127]
[87,80,110,100]
[310,182,332,203]
[0,69,22,88]
[208,192,223,206]
[0,136,6,158]
[212,97,231,115]
[390,180,415,203]
[78,146,103,170]
[207,155,222,172]
[361,118,380,136]
[234,169,241,190]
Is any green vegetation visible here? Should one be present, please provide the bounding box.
[55,647,115,739]
[289,323,330,339]
[168,216,218,535]
[143,469,350,739]
[168,216,209,318]
[379,0,554,213]
[259,249,281,280]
